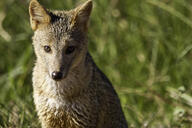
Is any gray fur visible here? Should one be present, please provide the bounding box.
[29,0,128,127]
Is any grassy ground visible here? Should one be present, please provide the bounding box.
[0,0,192,127]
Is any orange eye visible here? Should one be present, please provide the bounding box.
[44,45,51,53]
[65,46,76,55]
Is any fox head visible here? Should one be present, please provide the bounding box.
[29,0,92,81]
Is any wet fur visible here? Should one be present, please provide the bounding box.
[30,0,128,127]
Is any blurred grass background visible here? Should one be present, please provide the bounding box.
[0,0,192,127]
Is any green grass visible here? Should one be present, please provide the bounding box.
[0,0,192,127]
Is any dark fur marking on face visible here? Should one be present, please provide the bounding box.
[49,13,71,41]
[47,11,86,45]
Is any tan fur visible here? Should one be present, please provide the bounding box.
[29,0,51,30]
[29,0,128,128]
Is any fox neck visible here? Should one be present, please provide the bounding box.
[33,53,92,100]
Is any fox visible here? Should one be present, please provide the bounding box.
[29,0,128,128]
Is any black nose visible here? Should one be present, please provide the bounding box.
[51,71,63,80]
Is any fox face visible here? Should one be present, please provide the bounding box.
[29,0,92,81]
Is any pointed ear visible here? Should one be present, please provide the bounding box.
[29,0,51,31]
[71,0,92,31]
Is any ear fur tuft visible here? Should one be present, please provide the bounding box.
[71,0,93,31]
[29,0,50,31]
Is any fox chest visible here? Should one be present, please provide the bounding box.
[34,96,98,128]
[40,108,83,128]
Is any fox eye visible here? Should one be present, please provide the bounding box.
[65,46,76,55]
[44,45,51,53]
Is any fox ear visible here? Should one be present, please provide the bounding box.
[29,0,51,31]
[71,0,92,31]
